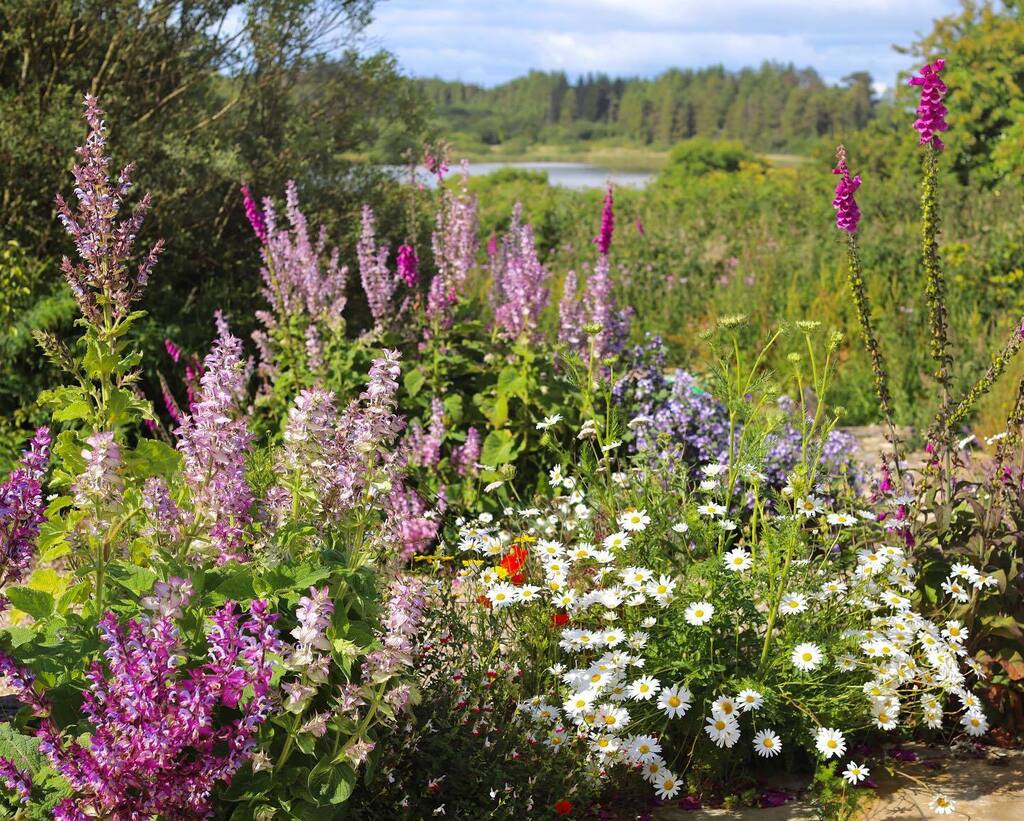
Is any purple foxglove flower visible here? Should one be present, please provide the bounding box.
[908,59,949,150]
[240,183,268,243]
[832,145,862,234]
[595,184,614,255]
[396,243,420,287]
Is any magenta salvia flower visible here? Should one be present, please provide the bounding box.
[595,184,614,255]
[164,338,182,363]
[140,575,192,618]
[0,756,31,803]
[832,145,862,234]
[396,243,420,288]
[358,205,397,325]
[175,327,255,563]
[451,426,481,477]
[55,95,163,324]
[388,484,442,561]
[0,427,51,593]
[34,602,279,819]
[558,269,585,350]
[908,59,949,150]
[240,183,268,243]
[491,203,550,339]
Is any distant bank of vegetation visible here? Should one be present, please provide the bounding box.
[416,63,877,157]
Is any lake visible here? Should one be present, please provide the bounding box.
[390,162,654,190]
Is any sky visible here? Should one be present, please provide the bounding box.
[364,0,962,90]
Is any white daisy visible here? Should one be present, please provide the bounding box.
[737,689,764,712]
[724,547,753,572]
[779,593,808,615]
[929,794,955,815]
[684,601,715,626]
[842,761,869,784]
[628,676,661,701]
[704,714,741,748]
[792,642,823,671]
[658,684,692,718]
[653,770,681,799]
[814,727,846,759]
[618,509,651,532]
[752,729,782,758]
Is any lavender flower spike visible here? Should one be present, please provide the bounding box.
[491,203,550,339]
[0,429,50,597]
[358,205,397,325]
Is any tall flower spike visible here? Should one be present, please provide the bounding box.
[491,203,550,340]
[595,184,614,255]
[0,427,51,594]
[240,184,268,244]
[832,146,862,234]
[909,59,948,150]
[358,205,397,325]
[55,96,163,323]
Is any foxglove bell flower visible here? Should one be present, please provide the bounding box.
[832,145,862,234]
[396,243,420,287]
[595,184,614,255]
[909,59,949,150]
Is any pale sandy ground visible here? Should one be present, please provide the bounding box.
[610,748,1024,820]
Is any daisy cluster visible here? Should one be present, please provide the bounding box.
[445,461,985,809]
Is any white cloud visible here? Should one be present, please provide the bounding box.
[365,0,962,86]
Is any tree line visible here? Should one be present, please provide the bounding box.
[417,64,877,151]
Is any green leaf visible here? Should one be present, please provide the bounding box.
[107,563,159,597]
[127,439,183,478]
[403,367,425,398]
[309,759,356,805]
[52,399,94,423]
[496,365,527,400]
[0,724,46,774]
[6,586,55,620]
[481,429,517,466]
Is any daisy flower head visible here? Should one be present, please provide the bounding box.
[792,642,823,671]
[537,414,563,430]
[596,704,630,733]
[671,521,689,534]
[640,755,666,782]
[795,496,823,518]
[929,794,955,815]
[646,575,676,605]
[628,675,661,701]
[826,511,856,526]
[627,735,662,764]
[618,508,651,532]
[753,729,782,758]
[780,593,808,615]
[653,770,681,799]
[564,690,596,715]
[711,695,738,718]
[704,714,741,748]
[737,689,764,712]
[724,547,753,572]
[961,710,988,736]
[603,531,631,552]
[658,684,692,718]
[697,501,726,517]
[684,601,715,626]
[549,465,565,487]
[842,761,869,784]
[814,727,847,759]
[487,583,519,609]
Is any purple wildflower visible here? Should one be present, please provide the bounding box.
[406,397,446,468]
[364,574,427,678]
[491,203,550,340]
[595,184,614,255]
[387,484,442,561]
[832,145,862,234]
[175,327,254,563]
[0,427,51,592]
[908,59,948,150]
[451,426,481,477]
[72,431,122,514]
[583,254,631,360]
[240,183,268,243]
[358,205,397,325]
[290,586,334,670]
[164,338,182,363]
[254,181,348,376]
[427,164,477,327]
[34,603,279,819]
[558,270,585,350]
[55,96,163,324]
[0,757,31,803]
[397,244,420,288]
